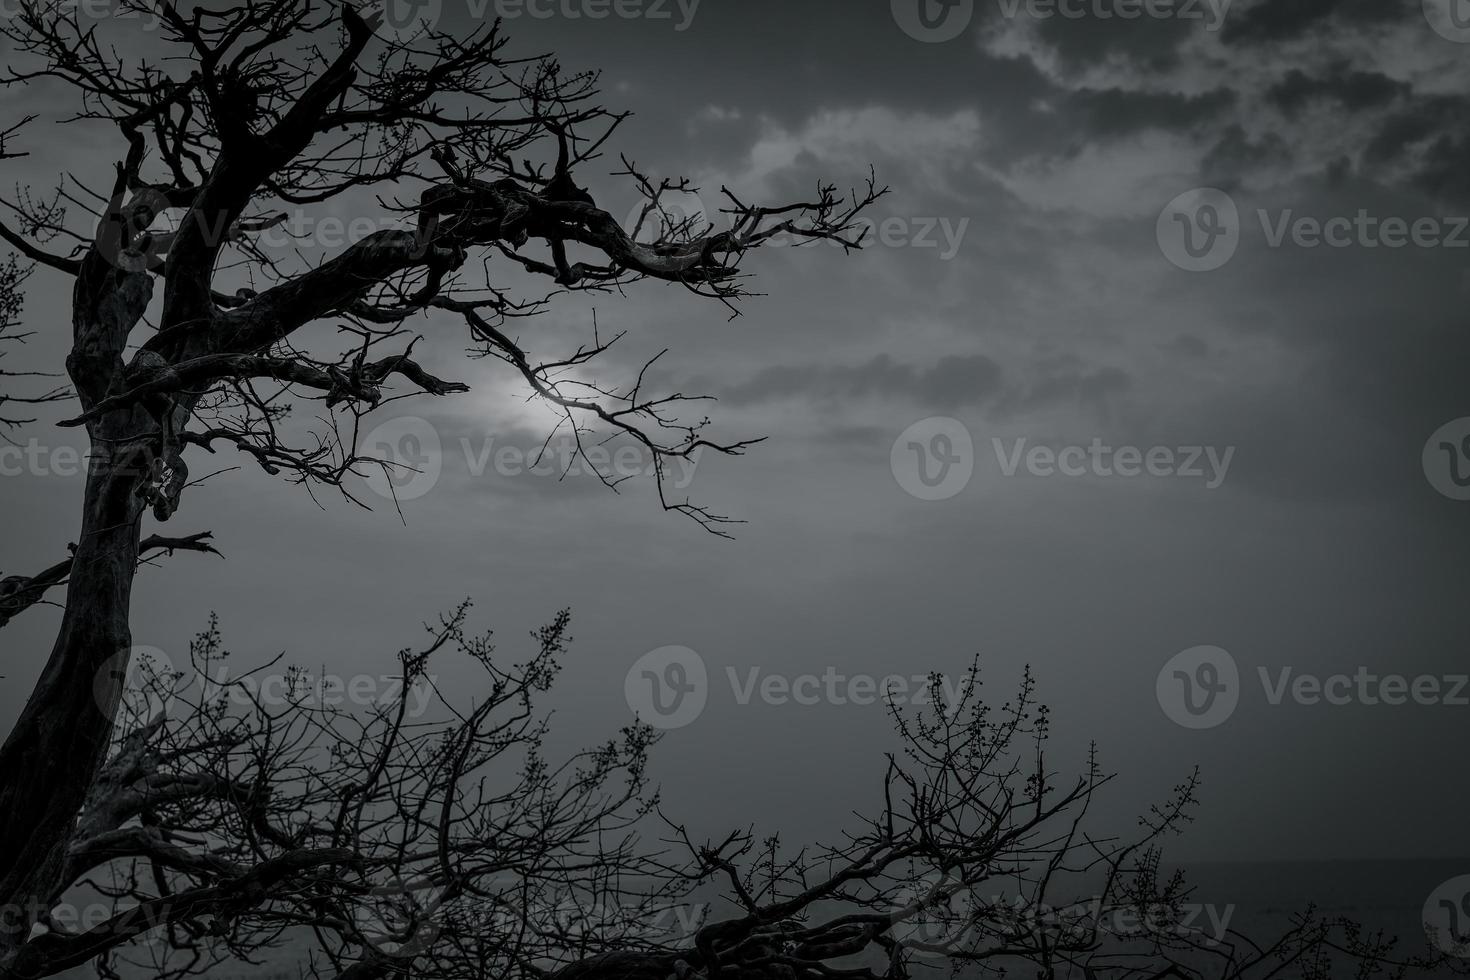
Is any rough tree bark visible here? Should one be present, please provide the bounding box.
[0,255,158,949]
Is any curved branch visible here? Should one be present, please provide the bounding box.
[0,848,355,980]
[0,532,219,631]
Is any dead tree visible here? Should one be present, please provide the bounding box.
[0,605,676,980]
[0,0,884,950]
[0,256,70,433]
[0,617,1451,980]
[0,122,69,431]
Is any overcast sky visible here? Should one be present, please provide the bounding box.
[2,0,1467,867]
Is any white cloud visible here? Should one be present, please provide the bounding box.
[987,131,1204,218]
[705,106,982,199]
[978,8,1470,196]
[691,105,744,125]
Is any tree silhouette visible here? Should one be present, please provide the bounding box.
[0,0,881,956]
[0,251,70,432]
[0,611,1451,980]
[0,7,1458,980]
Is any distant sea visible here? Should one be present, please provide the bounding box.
[1162,858,1467,979]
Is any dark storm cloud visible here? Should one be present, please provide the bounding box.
[1409,130,1470,203]
[1019,12,1199,74]
[472,0,1020,151]
[702,341,1128,432]
[721,353,1003,410]
[1364,98,1458,168]
[1340,90,1470,204]
[956,18,1219,164]
[1200,124,1292,185]
[1222,0,1414,44]
[1070,87,1238,137]
[1266,65,1410,117]
[994,358,1132,419]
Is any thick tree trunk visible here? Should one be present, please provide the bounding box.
[0,445,146,953]
[0,263,154,957]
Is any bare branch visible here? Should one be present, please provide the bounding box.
[0,533,219,631]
